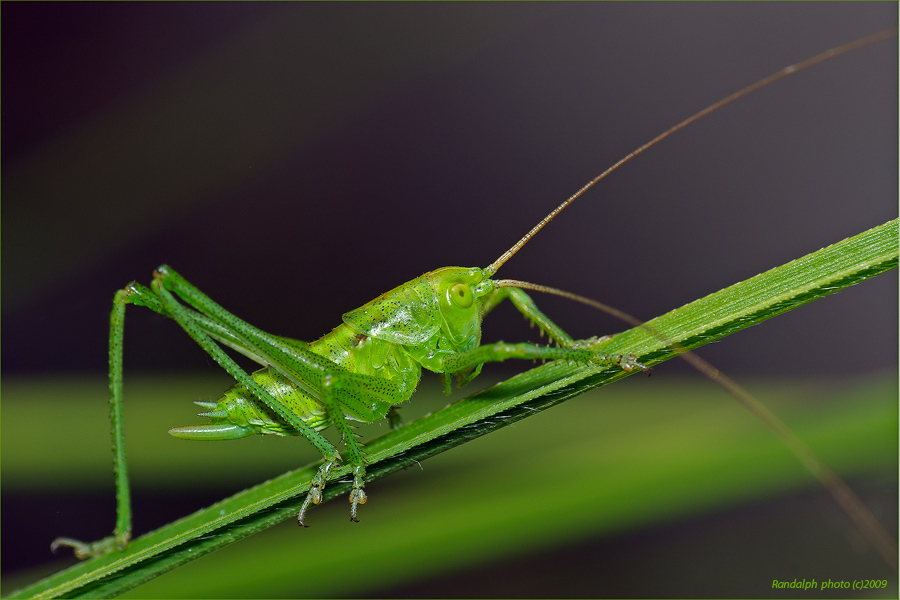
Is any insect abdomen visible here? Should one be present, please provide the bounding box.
[169,368,328,441]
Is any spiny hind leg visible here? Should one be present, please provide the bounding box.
[154,269,415,526]
[51,285,144,558]
[148,267,351,527]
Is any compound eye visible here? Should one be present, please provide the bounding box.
[449,283,473,308]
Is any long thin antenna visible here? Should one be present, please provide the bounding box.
[485,27,898,276]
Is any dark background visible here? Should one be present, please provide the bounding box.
[3,2,897,379]
[3,3,898,597]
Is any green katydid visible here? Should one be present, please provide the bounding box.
[51,27,897,563]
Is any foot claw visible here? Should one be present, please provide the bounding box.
[297,460,338,528]
[618,353,648,373]
[296,460,370,527]
[348,465,367,522]
[50,534,126,559]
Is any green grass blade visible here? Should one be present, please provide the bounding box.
[8,219,897,599]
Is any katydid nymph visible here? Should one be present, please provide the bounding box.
[51,28,897,564]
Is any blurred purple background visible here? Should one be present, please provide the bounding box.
[4,3,897,379]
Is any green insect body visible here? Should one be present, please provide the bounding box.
[51,263,627,559]
[169,267,497,442]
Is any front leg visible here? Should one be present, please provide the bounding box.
[442,340,644,380]
[482,287,591,347]
[462,287,645,378]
